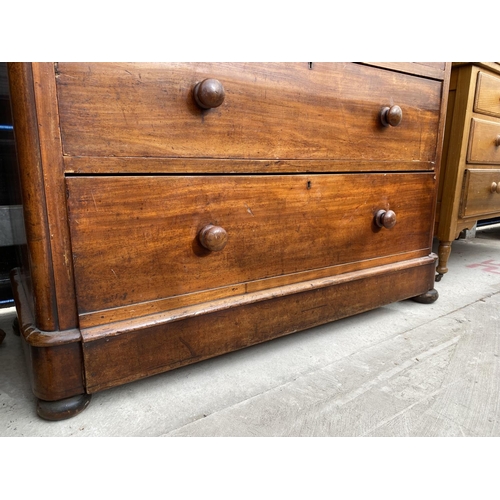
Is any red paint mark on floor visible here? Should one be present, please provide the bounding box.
[467,259,500,274]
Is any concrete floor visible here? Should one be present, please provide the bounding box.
[2,228,500,437]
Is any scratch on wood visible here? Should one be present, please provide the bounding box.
[301,304,327,313]
[179,337,197,358]
[64,252,73,281]
[244,203,255,216]
[91,191,98,211]
[111,269,118,279]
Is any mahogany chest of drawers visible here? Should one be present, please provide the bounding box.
[8,62,451,419]
[436,63,500,278]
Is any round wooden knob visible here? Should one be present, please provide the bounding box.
[491,182,498,193]
[380,105,403,127]
[193,79,225,109]
[375,209,397,229]
[198,224,228,251]
[495,135,500,147]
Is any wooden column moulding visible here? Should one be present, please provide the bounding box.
[7,63,58,331]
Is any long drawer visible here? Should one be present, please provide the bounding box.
[66,173,436,316]
[56,63,443,164]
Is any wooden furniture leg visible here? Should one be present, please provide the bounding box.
[37,394,92,421]
[10,268,90,420]
[411,288,439,304]
[436,240,452,281]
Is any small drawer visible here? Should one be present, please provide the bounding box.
[56,63,443,166]
[474,72,500,118]
[467,118,500,164]
[66,173,436,315]
[460,169,500,218]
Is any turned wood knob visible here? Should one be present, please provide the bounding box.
[193,79,225,109]
[375,209,397,229]
[380,105,403,127]
[198,224,228,251]
[495,135,500,147]
[491,182,500,194]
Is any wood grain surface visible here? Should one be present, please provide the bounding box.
[82,257,437,393]
[31,63,79,330]
[467,118,500,164]
[460,168,500,217]
[56,62,443,163]
[66,173,436,315]
[7,63,57,330]
[474,71,500,117]
[6,61,449,415]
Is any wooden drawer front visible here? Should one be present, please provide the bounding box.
[82,258,437,393]
[474,72,500,118]
[66,173,435,314]
[56,63,442,164]
[467,118,500,164]
[461,169,500,218]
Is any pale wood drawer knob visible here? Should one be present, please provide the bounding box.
[198,224,228,251]
[380,105,403,127]
[375,209,397,229]
[490,182,500,194]
[193,79,225,109]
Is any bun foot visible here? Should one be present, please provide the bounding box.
[411,288,439,304]
[37,393,92,421]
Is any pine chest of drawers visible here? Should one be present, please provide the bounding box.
[436,62,500,278]
[8,62,451,419]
